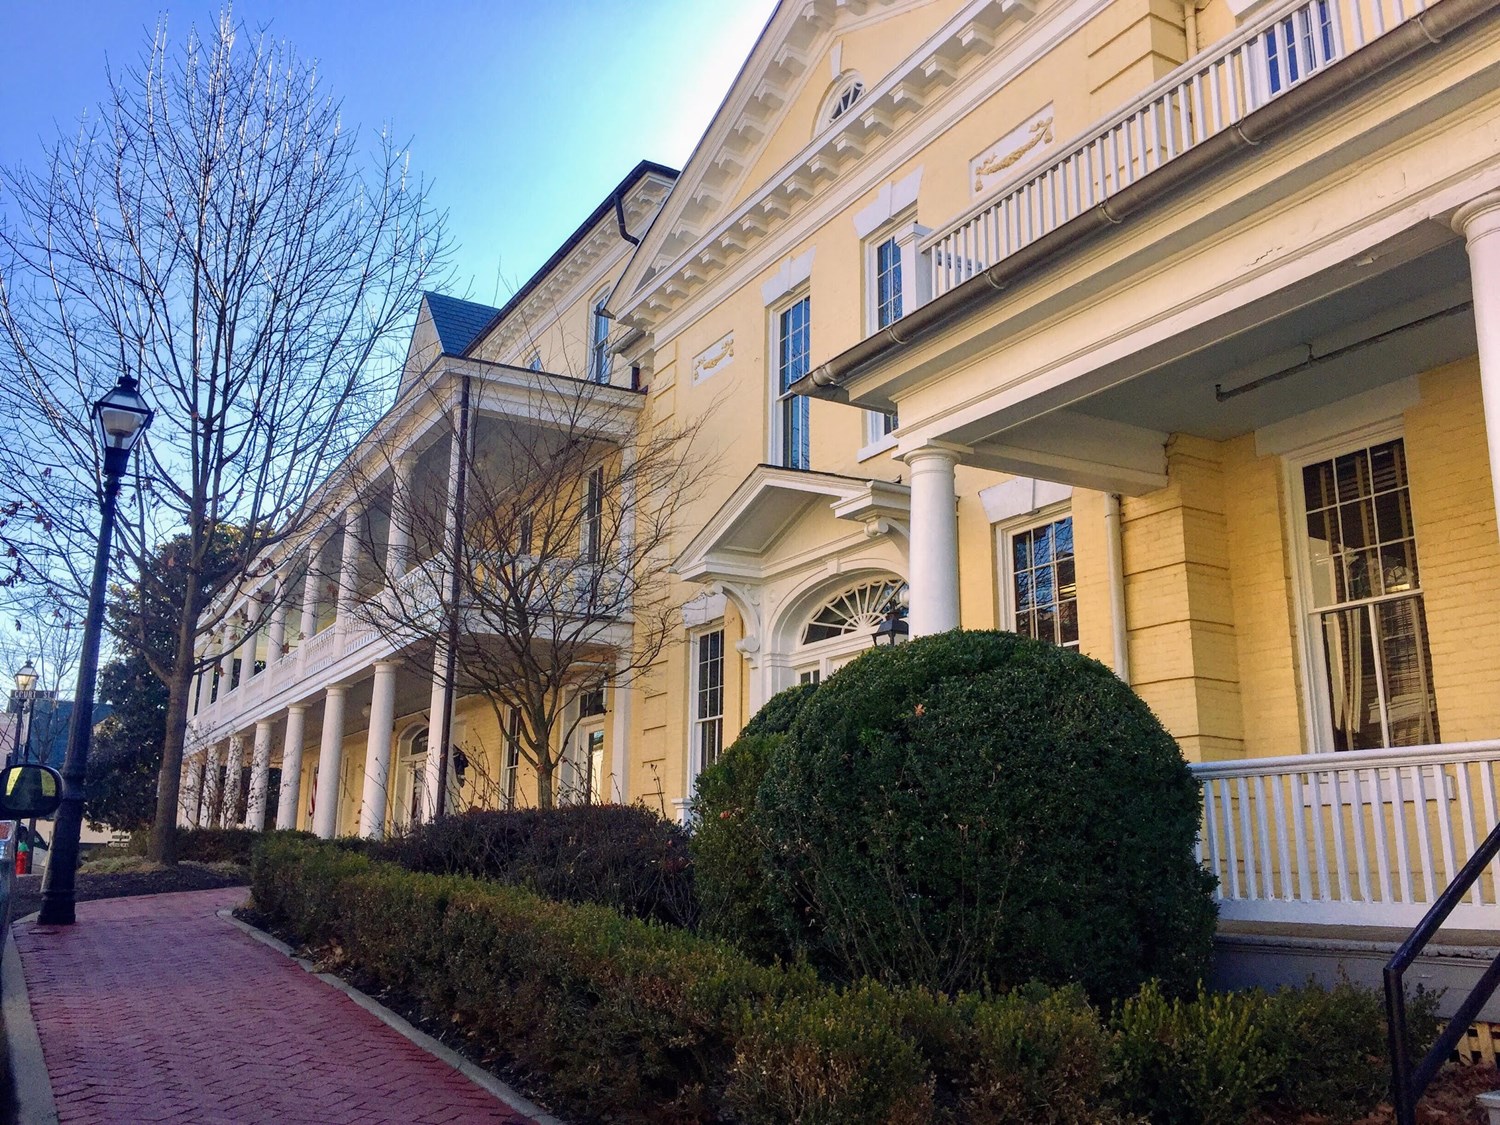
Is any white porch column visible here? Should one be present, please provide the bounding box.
[336,505,363,623]
[267,576,289,660]
[275,704,308,830]
[1454,193,1500,542]
[312,686,348,839]
[299,552,321,642]
[610,653,632,804]
[179,750,204,827]
[204,740,226,827]
[423,649,451,822]
[222,734,245,827]
[385,454,416,592]
[245,720,274,831]
[899,442,965,636]
[359,662,398,838]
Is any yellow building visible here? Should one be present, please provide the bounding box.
[187,0,1500,940]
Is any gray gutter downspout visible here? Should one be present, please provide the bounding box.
[796,0,1500,400]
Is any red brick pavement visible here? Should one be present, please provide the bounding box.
[14,887,537,1125]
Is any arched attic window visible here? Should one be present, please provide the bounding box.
[818,73,865,134]
[802,579,906,644]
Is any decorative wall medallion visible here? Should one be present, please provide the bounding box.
[970,104,1055,198]
[692,332,735,383]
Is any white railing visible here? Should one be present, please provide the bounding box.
[300,626,340,676]
[924,0,1429,297]
[1192,741,1500,928]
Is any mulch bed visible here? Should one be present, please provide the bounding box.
[9,861,248,922]
[1253,1062,1500,1124]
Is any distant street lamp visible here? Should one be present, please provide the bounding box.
[38,375,153,926]
[9,660,37,768]
[872,604,909,646]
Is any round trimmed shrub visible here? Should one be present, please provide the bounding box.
[691,682,818,959]
[756,630,1216,1003]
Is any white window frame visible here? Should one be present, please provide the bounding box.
[501,709,521,809]
[858,216,930,460]
[525,351,543,372]
[588,287,613,384]
[583,466,604,563]
[689,625,725,781]
[995,501,1079,650]
[769,291,812,471]
[1282,420,1438,754]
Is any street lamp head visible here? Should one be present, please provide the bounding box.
[871,604,909,646]
[14,661,37,694]
[93,375,154,473]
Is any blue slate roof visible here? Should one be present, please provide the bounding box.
[424,292,501,356]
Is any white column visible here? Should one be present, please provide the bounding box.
[423,649,450,822]
[222,734,245,827]
[336,505,363,623]
[204,740,226,827]
[299,553,321,642]
[245,720,274,831]
[267,576,288,661]
[312,686,348,839]
[609,654,632,805]
[275,704,308,830]
[359,662,398,838]
[1454,193,1500,543]
[386,454,415,588]
[179,751,204,827]
[900,442,965,636]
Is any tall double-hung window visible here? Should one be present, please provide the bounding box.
[693,629,725,773]
[776,297,811,470]
[583,467,604,564]
[589,292,612,384]
[502,709,521,809]
[872,236,902,437]
[1263,1,1336,96]
[1008,514,1079,651]
[1300,438,1438,750]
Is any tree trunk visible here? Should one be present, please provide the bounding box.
[536,762,555,811]
[148,580,203,865]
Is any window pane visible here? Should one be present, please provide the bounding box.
[1009,516,1076,650]
[1320,607,1384,751]
[1375,598,1440,747]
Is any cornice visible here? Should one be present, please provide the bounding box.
[624,0,1108,347]
[617,0,1112,335]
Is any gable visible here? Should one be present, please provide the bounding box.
[397,293,501,399]
[613,0,1043,329]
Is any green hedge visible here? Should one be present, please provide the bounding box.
[251,836,1431,1125]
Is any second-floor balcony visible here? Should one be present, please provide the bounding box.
[922,0,1438,299]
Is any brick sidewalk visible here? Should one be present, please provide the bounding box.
[14,887,537,1125]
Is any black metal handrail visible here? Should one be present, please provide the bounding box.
[1385,817,1500,1125]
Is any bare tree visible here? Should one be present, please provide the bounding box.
[0,9,449,862]
[346,365,708,811]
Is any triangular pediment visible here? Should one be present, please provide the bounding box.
[398,292,500,399]
[676,464,910,583]
[613,0,1034,327]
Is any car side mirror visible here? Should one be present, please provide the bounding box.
[0,764,63,819]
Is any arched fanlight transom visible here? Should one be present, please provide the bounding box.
[827,79,864,124]
[801,579,906,645]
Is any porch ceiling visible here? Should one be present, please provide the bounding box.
[1018,228,1476,446]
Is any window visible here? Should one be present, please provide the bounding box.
[1299,438,1438,750]
[526,351,543,372]
[583,467,604,563]
[803,580,907,644]
[1008,515,1079,650]
[825,78,864,126]
[502,710,521,808]
[1264,1,1336,96]
[578,688,606,717]
[693,629,725,773]
[775,296,811,470]
[589,292,612,383]
[518,512,534,557]
[874,236,903,328]
[584,729,605,803]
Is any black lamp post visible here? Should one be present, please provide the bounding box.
[38,375,153,926]
[9,660,37,768]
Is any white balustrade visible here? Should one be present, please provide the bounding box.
[924,0,1429,298]
[299,626,340,676]
[1191,741,1500,928]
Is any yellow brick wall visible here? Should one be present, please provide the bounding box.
[1121,434,1244,763]
[1220,434,1306,758]
[1404,359,1500,743]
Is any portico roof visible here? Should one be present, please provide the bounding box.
[675,465,909,583]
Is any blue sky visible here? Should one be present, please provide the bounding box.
[0,1,778,306]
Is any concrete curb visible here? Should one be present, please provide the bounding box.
[3,916,58,1125]
[217,907,567,1125]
